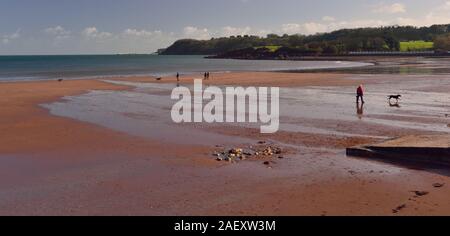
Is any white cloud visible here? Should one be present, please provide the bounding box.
[82,27,112,40]
[220,26,252,37]
[123,28,163,37]
[45,26,71,40]
[116,28,176,53]
[280,19,393,35]
[281,23,328,35]
[182,26,211,40]
[180,25,270,39]
[322,16,336,22]
[373,3,406,14]
[390,1,450,27]
[1,29,20,44]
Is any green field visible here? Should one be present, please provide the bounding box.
[400,41,434,52]
[254,45,282,52]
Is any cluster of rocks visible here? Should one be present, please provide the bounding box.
[214,141,284,164]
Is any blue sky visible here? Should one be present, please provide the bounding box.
[1,0,450,54]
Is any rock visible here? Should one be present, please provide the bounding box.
[263,147,274,156]
[278,156,285,159]
[433,183,445,188]
[263,161,271,165]
[229,148,243,155]
[243,151,254,156]
[58,79,63,82]
[412,191,429,197]
[258,141,266,144]
[216,157,223,161]
[273,147,282,154]
[242,148,256,156]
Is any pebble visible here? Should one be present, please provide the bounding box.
[433,183,445,188]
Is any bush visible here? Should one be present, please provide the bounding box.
[434,34,450,51]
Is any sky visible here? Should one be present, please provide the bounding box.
[1,0,450,55]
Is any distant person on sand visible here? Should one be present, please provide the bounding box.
[356,84,365,104]
[176,73,180,82]
[204,72,207,80]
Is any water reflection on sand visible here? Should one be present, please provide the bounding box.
[42,73,449,147]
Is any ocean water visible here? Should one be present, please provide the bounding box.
[0,54,371,81]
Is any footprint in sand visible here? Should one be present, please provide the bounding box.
[393,204,407,214]
[393,190,431,214]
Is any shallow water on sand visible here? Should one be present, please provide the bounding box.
[42,74,450,146]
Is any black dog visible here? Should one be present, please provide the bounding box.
[388,94,402,102]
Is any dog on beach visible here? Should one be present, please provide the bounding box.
[388,94,402,102]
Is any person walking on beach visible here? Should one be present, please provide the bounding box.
[204,72,207,80]
[176,72,180,82]
[356,84,365,104]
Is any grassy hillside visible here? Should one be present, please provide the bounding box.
[254,46,282,52]
[400,41,434,51]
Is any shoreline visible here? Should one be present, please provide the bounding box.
[0,56,373,83]
[5,54,450,83]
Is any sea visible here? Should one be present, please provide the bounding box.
[0,54,371,81]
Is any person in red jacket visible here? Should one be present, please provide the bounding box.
[356,84,365,104]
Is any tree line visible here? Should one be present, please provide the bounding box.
[160,24,450,56]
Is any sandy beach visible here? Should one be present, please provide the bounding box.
[0,71,449,216]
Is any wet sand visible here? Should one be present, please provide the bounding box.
[1,72,449,216]
[123,72,361,87]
